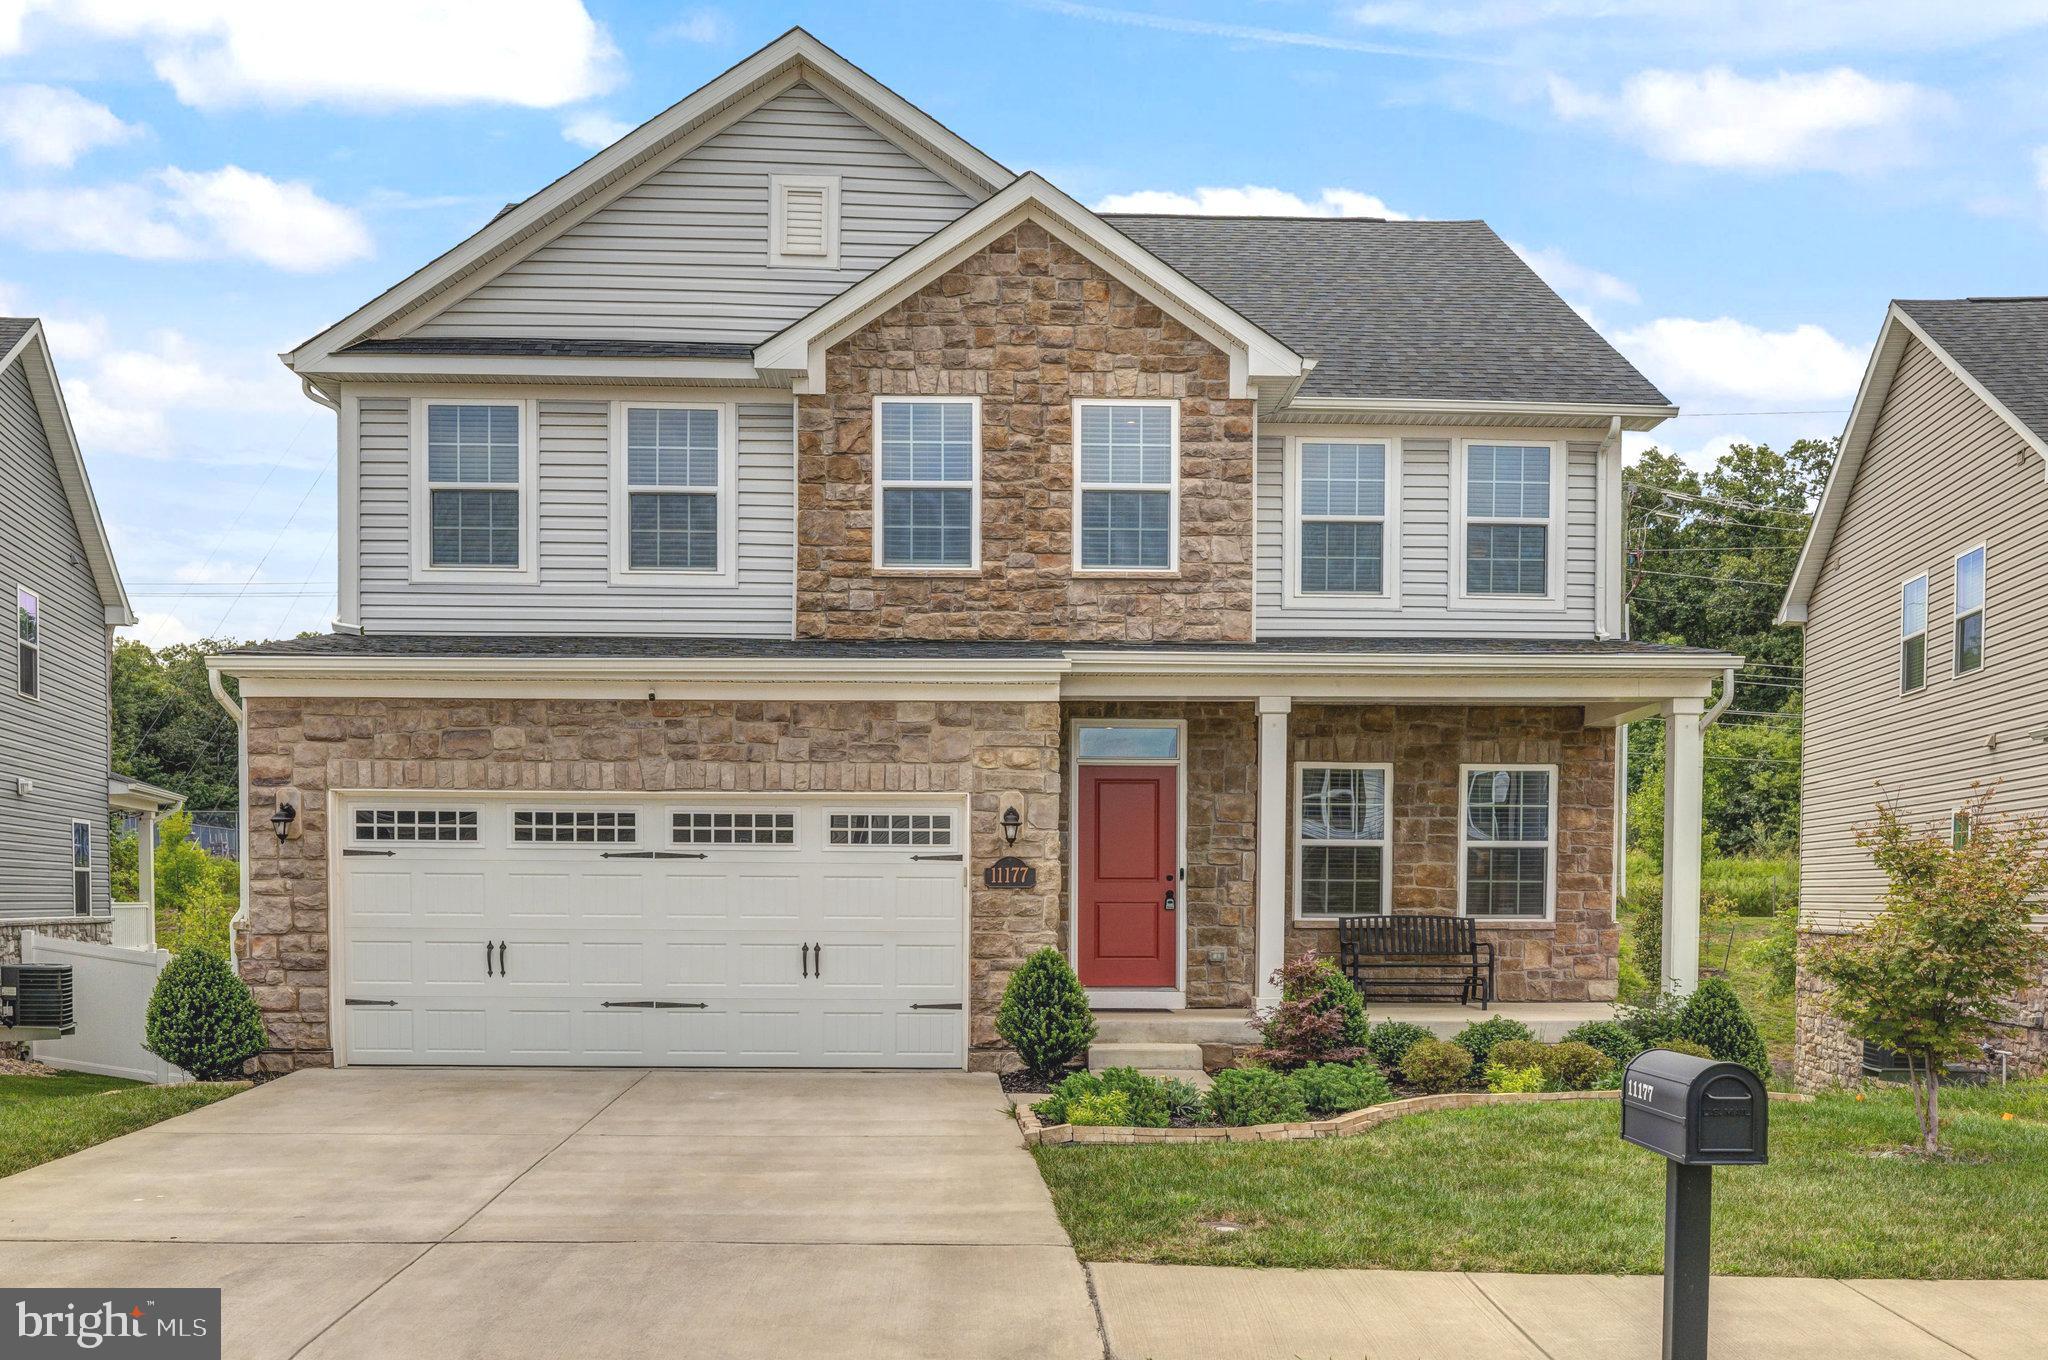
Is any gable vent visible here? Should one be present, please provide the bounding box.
[769,174,839,269]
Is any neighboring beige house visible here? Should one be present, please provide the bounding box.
[208,28,1735,1077]
[1779,296,2048,1090]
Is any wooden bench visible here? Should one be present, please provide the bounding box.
[1335,915,1494,1008]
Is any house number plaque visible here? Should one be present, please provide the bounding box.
[983,856,1036,889]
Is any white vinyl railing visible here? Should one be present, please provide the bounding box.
[110,902,155,951]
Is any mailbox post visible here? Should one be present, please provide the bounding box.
[1620,1050,1767,1360]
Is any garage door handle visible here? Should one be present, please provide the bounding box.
[486,941,494,978]
[345,998,397,1007]
[813,942,822,977]
[910,1002,962,1010]
[498,941,507,976]
[911,853,962,861]
[801,942,809,978]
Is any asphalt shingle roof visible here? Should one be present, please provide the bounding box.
[0,317,36,353]
[1102,215,1669,407]
[338,337,756,359]
[1895,297,2048,447]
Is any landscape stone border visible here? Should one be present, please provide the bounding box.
[1016,1087,1811,1146]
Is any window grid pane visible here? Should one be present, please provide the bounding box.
[827,811,954,847]
[431,489,520,567]
[627,407,719,488]
[1465,847,1550,917]
[1902,576,1928,635]
[352,809,479,843]
[1955,549,1985,614]
[1078,404,1173,485]
[1299,767,1387,843]
[628,492,717,571]
[511,810,637,844]
[673,811,797,846]
[879,401,974,483]
[1300,443,1385,517]
[1302,845,1385,916]
[1464,769,1551,843]
[1301,521,1384,594]
[881,488,974,567]
[1079,489,1171,569]
[427,404,520,484]
[1465,444,1550,518]
[1466,524,1547,595]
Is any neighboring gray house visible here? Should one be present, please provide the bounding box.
[1779,296,2048,1088]
[0,319,181,961]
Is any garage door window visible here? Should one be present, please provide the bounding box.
[513,810,637,844]
[353,808,479,842]
[828,811,954,848]
[673,810,796,846]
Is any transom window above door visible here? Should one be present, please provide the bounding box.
[1462,442,1555,598]
[875,398,978,570]
[615,404,727,579]
[1075,399,1177,572]
[1295,440,1391,596]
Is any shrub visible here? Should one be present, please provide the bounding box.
[1399,1037,1474,1093]
[1677,978,1772,1082]
[144,948,266,1081]
[1561,1020,1642,1070]
[150,809,241,958]
[1292,1061,1393,1116]
[1542,1041,1615,1091]
[1615,991,1688,1050]
[1253,951,1368,1067]
[1657,1039,1714,1059]
[1065,1090,1133,1127]
[995,949,1096,1082]
[1488,1039,1552,1076]
[1161,1078,1206,1122]
[1452,1016,1534,1069]
[1366,1019,1433,1070]
[1626,888,1666,993]
[1033,1068,1170,1128]
[1207,1066,1309,1126]
[1485,1062,1546,1094]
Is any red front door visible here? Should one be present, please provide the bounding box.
[1077,764,1178,989]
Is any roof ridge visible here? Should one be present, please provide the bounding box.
[1100,213,1482,224]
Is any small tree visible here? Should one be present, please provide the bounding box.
[145,948,266,1080]
[1253,951,1367,1067]
[152,810,239,956]
[1810,796,2048,1154]
[995,949,1096,1081]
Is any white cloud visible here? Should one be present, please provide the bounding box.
[1622,429,1758,475]
[0,85,140,167]
[1093,185,1413,218]
[22,0,619,110]
[1507,241,1639,306]
[118,611,200,647]
[36,320,302,457]
[562,111,632,150]
[1614,316,1864,407]
[0,165,371,271]
[1547,66,1946,173]
[1346,1,2048,55]
[662,8,731,43]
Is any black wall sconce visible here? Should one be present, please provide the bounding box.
[1000,805,1022,846]
[270,801,297,843]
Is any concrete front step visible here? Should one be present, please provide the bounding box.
[1093,1011,1260,1046]
[1088,1042,1205,1072]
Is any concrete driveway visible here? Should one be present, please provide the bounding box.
[0,1069,1103,1360]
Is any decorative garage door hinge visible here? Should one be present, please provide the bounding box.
[600,1000,710,1009]
[344,998,397,1007]
[909,1002,963,1010]
[600,850,709,860]
[910,853,963,862]
[342,848,396,857]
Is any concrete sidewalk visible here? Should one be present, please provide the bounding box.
[1090,1263,2044,1360]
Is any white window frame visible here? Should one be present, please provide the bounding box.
[71,818,91,916]
[1071,397,1180,575]
[607,400,739,587]
[1451,438,1566,608]
[1899,570,1929,695]
[768,173,841,270]
[871,394,982,574]
[409,396,539,585]
[16,585,38,701]
[1952,543,1986,678]
[1457,762,1558,923]
[1292,761,1393,922]
[1283,434,1401,607]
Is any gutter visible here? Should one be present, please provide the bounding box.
[1701,666,1737,730]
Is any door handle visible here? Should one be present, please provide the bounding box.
[801,942,809,978]
[486,941,494,977]
[498,941,507,976]
[814,942,823,977]
[1163,889,1176,913]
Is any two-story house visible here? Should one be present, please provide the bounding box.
[210,29,1735,1074]
[1,318,183,976]
[1780,296,2048,1090]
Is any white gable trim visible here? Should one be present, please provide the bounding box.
[753,174,1307,400]
[0,323,134,626]
[1778,304,2048,626]
[284,29,1011,375]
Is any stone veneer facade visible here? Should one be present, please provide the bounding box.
[238,695,1062,1074]
[795,220,1256,643]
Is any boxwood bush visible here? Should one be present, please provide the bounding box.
[1292,1060,1393,1116]
[1452,1016,1535,1069]
[1677,977,1772,1081]
[1207,1066,1309,1126]
[1366,1019,1433,1070]
[1033,1067,1170,1128]
[995,949,1096,1081]
[1561,1019,1643,1070]
[1542,1040,1615,1091]
[1398,1037,1474,1093]
[144,948,266,1081]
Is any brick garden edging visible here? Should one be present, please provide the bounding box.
[1016,1087,1812,1146]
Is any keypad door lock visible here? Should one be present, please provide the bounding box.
[1163,889,1177,913]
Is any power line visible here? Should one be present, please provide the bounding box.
[1641,487,1812,516]
[1660,408,1848,418]
[1632,569,1790,588]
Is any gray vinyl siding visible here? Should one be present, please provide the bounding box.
[0,359,110,920]
[1800,337,2048,931]
[1255,432,1602,637]
[355,396,795,635]
[409,82,980,344]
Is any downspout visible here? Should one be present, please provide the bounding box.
[208,666,250,956]
[299,377,339,413]
[1702,666,1736,730]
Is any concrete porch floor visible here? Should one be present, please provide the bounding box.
[1094,1002,1615,1047]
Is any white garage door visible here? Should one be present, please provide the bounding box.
[333,797,968,1067]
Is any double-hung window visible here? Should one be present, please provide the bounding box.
[1462,442,1556,598]
[1295,764,1391,918]
[1954,546,1985,675]
[1900,573,1928,693]
[1294,439,1392,597]
[71,820,91,915]
[1461,766,1555,919]
[1075,399,1177,572]
[420,402,528,576]
[875,397,978,570]
[614,404,729,581]
[16,587,37,699]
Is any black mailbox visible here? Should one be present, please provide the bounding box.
[1621,1049,1766,1166]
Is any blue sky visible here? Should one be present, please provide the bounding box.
[3,1,2045,645]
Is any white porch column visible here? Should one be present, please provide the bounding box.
[137,810,157,949]
[1255,695,1291,1010]
[1661,697,1705,995]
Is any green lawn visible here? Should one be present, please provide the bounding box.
[0,1072,245,1179]
[1033,1085,2048,1278]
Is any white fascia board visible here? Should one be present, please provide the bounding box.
[292,353,772,386]
[285,28,1012,373]
[755,173,1307,398]
[1279,395,1679,432]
